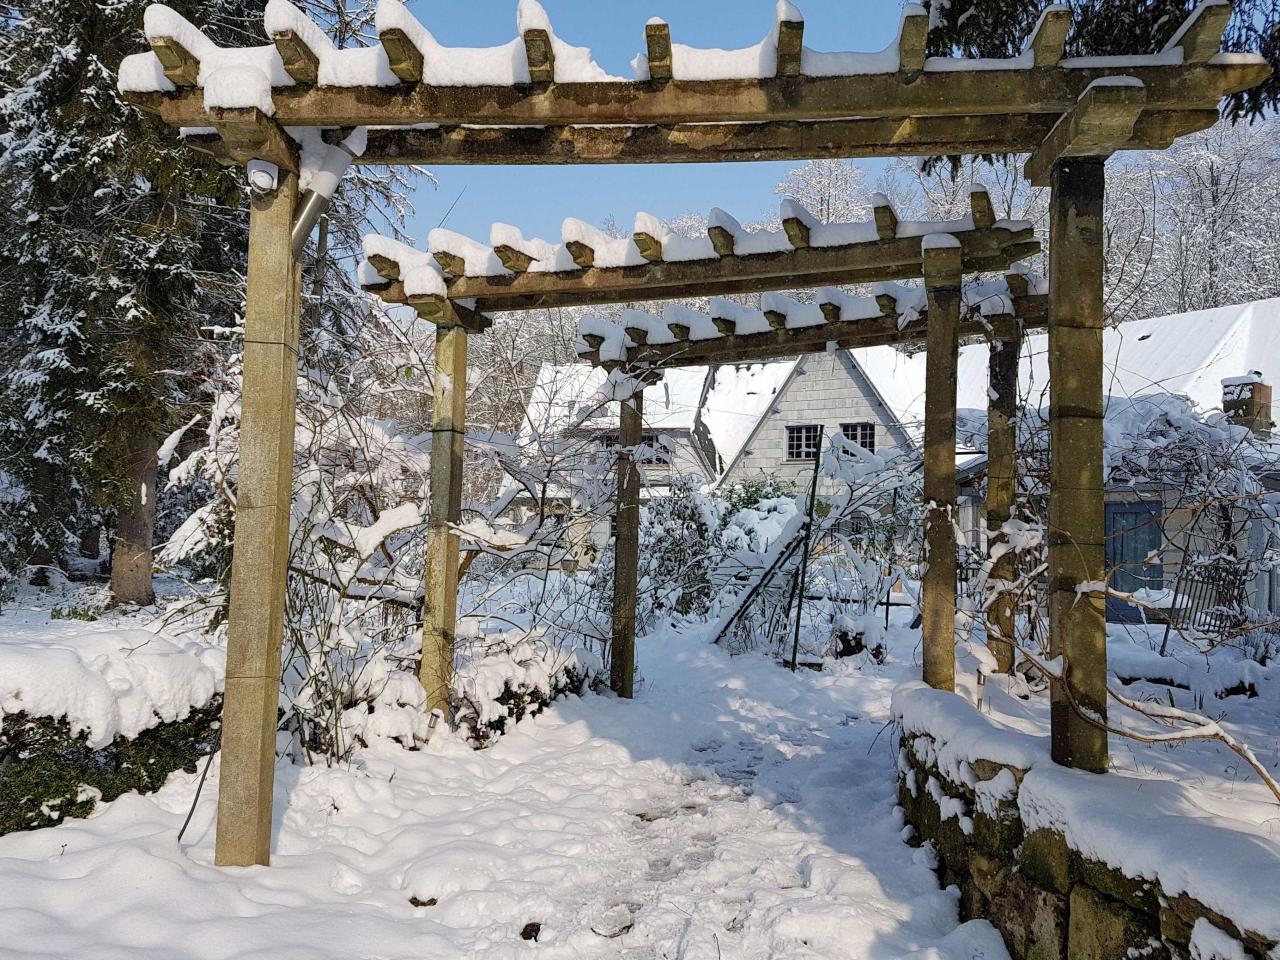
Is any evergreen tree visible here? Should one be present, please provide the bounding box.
[921,0,1279,120]
[0,0,253,600]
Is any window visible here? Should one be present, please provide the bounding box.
[786,424,822,461]
[842,422,876,453]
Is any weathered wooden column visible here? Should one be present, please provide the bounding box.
[610,387,643,698]
[921,239,962,691]
[1047,157,1109,772]
[984,313,1023,673]
[216,172,302,867]
[420,322,468,717]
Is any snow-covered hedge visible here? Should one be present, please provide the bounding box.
[0,625,225,835]
[451,631,603,747]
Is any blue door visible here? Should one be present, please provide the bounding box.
[1105,501,1164,622]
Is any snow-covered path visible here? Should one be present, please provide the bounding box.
[0,629,1006,959]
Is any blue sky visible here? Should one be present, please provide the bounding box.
[400,0,904,244]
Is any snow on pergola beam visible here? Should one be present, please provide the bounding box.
[358,190,1040,320]
[118,0,1268,170]
[572,274,1047,369]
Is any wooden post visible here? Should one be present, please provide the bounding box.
[420,322,468,717]
[215,171,302,867]
[1047,157,1109,773]
[922,240,962,691]
[610,388,643,698]
[985,315,1022,673]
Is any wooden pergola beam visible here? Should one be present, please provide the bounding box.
[1164,0,1232,64]
[207,107,300,172]
[1024,80,1148,186]
[776,17,804,78]
[175,108,1221,167]
[362,214,1039,314]
[578,295,1048,369]
[1026,6,1072,67]
[127,59,1265,129]
[381,27,424,83]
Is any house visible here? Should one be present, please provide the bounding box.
[513,363,719,496]
[712,349,918,497]
[513,298,1280,619]
[859,296,1280,622]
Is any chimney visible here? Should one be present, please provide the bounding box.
[1222,372,1273,437]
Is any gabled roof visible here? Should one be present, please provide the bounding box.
[521,363,710,441]
[851,297,1280,431]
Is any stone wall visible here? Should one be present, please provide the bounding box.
[896,726,1277,960]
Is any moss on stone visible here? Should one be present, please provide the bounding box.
[1067,885,1167,960]
[1019,828,1076,895]
[1078,856,1160,916]
[973,805,1024,860]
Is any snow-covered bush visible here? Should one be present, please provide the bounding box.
[0,698,221,836]
[451,630,603,747]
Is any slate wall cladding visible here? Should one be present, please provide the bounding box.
[724,352,909,495]
[896,730,1276,960]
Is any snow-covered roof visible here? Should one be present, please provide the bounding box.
[521,363,709,441]
[853,298,1280,433]
[701,361,799,469]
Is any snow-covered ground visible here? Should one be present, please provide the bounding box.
[0,601,1008,960]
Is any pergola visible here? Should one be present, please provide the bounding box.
[358,193,1044,707]
[116,0,1269,868]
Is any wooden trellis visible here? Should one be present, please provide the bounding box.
[361,194,1045,713]
[115,0,1270,868]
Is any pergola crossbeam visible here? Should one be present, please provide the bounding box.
[359,192,1041,315]
[174,109,1224,168]
[572,282,1049,369]
[1025,79,1148,186]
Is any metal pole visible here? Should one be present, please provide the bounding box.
[789,425,825,671]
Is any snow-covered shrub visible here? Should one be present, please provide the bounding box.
[0,697,221,836]
[451,630,603,746]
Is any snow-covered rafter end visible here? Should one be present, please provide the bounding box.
[116,0,1267,169]
[357,189,1040,318]
[574,274,1049,370]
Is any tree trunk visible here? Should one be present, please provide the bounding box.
[110,431,159,605]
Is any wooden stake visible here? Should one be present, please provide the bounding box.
[922,241,962,692]
[215,172,302,868]
[610,389,643,698]
[1048,157,1108,773]
[420,323,468,717]
[984,315,1022,674]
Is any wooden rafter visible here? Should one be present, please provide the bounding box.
[575,286,1048,369]
[360,191,1039,316]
